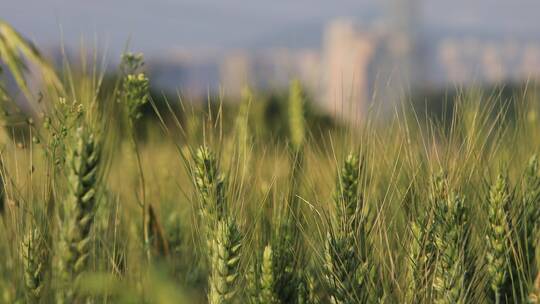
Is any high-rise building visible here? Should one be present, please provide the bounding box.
[321,20,401,121]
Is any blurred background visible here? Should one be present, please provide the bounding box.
[3,0,540,120]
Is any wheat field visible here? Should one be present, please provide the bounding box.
[2,21,540,304]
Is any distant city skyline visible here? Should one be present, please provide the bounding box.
[3,0,540,57]
[4,0,540,117]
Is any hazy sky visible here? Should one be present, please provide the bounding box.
[3,0,540,57]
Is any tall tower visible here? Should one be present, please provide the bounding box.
[321,20,379,122]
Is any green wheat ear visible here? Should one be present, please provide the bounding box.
[21,228,48,303]
[193,145,226,254]
[296,269,319,304]
[406,173,443,303]
[121,52,148,122]
[260,245,279,304]
[324,231,357,304]
[335,152,361,225]
[61,127,101,302]
[522,156,540,268]
[485,173,512,302]
[123,73,149,121]
[193,146,226,222]
[208,219,242,304]
[246,256,261,304]
[432,179,470,304]
[325,152,378,304]
[272,217,302,303]
[288,79,305,152]
[518,155,540,301]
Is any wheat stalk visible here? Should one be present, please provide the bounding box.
[0,21,64,105]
